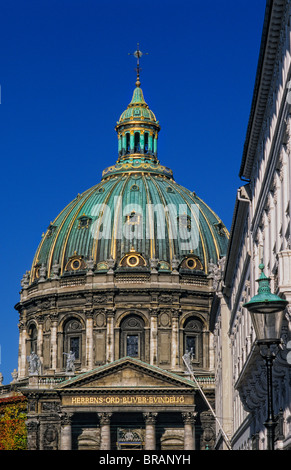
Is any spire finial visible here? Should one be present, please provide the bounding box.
[128,43,148,87]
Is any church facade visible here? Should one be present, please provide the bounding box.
[10,55,229,450]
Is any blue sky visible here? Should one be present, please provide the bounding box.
[0,0,266,384]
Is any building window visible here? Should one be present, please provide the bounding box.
[69,336,80,359]
[185,335,196,355]
[120,315,144,360]
[126,335,139,357]
[184,317,203,367]
[64,253,87,272]
[144,133,149,153]
[126,133,130,154]
[77,215,92,229]
[64,318,82,367]
[28,324,37,354]
[134,133,141,153]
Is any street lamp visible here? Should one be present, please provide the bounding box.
[243,263,288,450]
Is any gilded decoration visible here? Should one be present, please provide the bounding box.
[119,248,147,268]
[65,253,86,272]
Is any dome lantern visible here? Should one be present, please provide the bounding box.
[115,44,160,165]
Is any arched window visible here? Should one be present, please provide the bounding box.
[144,133,149,154]
[120,315,145,360]
[183,317,203,367]
[134,133,140,153]
[28,324,37,354]
[63,318,82,368]
[126,133,130,154]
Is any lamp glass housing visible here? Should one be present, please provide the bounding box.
[243,264,288,343]
[249,309,285,343]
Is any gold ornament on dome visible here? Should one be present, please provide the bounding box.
[65,252,87,272]
[119,247,147,268]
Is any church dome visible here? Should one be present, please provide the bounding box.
[28,79,229,285]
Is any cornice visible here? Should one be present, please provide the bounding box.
[239,0,287,179]
[223,187,251,291]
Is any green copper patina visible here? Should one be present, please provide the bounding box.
[243,264,288,313]
[29,76,229,284]
[243,264,288,343]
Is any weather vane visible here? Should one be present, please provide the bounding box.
[128,43,148,87]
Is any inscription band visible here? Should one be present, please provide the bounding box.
[64,395,192,406]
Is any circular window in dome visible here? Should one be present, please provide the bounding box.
[65,253,86,272]
[186,258,196,269]
[182,256,203,271]
[72,259,81,270]
[119,249,146,268]
[127,255,139,267]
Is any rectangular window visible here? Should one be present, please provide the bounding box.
[186,335,196,358]
[70,337,80,359]
[126,335,139,357]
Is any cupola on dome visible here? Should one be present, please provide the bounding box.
[117,85,158,124]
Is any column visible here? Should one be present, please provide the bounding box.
[143,412,158,450]
[202,330,210,369]
[140,131,145,153]
[37,320,44,370]
[182,412,196,450]
[60,413,73,450]
[86,312,94,370]
[118,134,122,155]
[51,320,58,370]
[106,312,114,363]
[18,325,28,378]
[130,131,134,153]
[150,310,158,365]
[98,413,112,450]
[171,311,179,369]
[153,134,157,154]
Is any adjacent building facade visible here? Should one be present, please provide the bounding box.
[211,0,291,450]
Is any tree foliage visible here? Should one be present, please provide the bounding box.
[0,396,27,450]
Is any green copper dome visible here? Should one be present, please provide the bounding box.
[118,85,158,124]
[28,81,229,284]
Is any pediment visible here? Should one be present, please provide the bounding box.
[56,357,196,391]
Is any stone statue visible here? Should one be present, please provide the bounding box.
[39,263,47,282]
[208,256,226,291]
[11,369,18,383]
[27,351,42,375]
[63,351,75,374]
[182,348,194,373]
[51,260,60,279]
[21,271,30,289]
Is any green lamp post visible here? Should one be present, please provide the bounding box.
[243,263,288,450]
